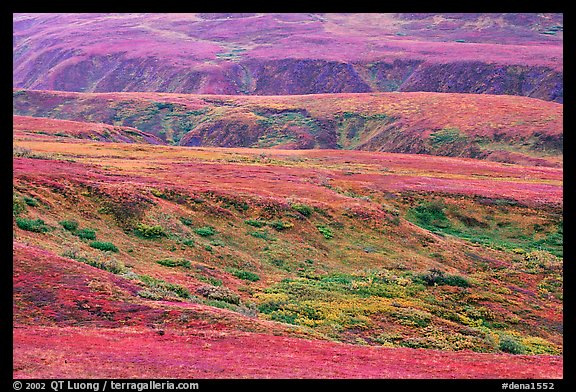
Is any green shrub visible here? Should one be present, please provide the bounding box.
[166,284,191,299]
[85,257,125,274]
[61,248,88,262]
[76,228,96,240]
[429,127,467,146]
[269,310,298,324]
[62,249,124,274]
[258,300,285,314]
[182,238,195,247]
[411,201,450,229]
[24,196,39,207]
[156,259,191,268]
[229,268,260,282]
[196,285,240,305]
[138,275,191,299]
[245,219,267,228]
[316,225,334,239]
[150,188,167,199]
[180,217,193,226]
[249,231,267,239]
[15,217,50,233]
[271,259,285,267]
[499,335,526,354]
[442,274,471,288]
[210,239,226,247]
[134,223,166,239]
[13,196,27,216]
[194,226,216,237]
[89,241,119,252]
[249,230,276,241]
[24,196,40,207]
[59,220,79,231]
[521,337,561,355]
[137,290,163,300]
[292,203,313,217]
[197,276,223,286]
[268,220,293,231]
[417,268,470,287]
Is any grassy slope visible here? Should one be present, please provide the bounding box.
[13,131,562,377]
[13,13,562,69]
[13,89,563,167]
[13,115,165,144]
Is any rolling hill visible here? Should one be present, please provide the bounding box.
[13,89,563,167]
[13,115,165,144]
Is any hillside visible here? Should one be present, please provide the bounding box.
[13,130,562,377]
[13,89,563,167]
[12,12,563,380]
[13,115,165,145]
[12,13,563,101]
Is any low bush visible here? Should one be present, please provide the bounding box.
[180,217,193,226]
[441,274,471,288]
[13,197,27,216]
[182,238,195,247]
[499,335,526,354]
[138,275,191,299]
[24,196,39,207]
[229,268,260,282]
[63,248,125,274]
[194,226,216,237]
[196,285,240,305]
[429,127,468,146]
[59,220,79,231]
[410,200,450,229]
[134,223,166,239]
[292,203,313,217]
[197,276,223,286]
[245,219,267,228]
[150,188,167,199]
[156,258,191,268]
[15,217,50,233]
[89,241,119,253]
[76,228,96,240]
[316,225,334,239]
[137,290,163,300]
[268,220,293,231]
[166,284,191,299]
[85,257,125,274]
[249,230,276,241]
[269,310,298,325]
[417,268,470,288]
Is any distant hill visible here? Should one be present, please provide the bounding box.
[13,89,563,167]
[13,13,563,101]
[13,115,165,145]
